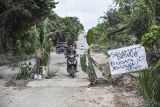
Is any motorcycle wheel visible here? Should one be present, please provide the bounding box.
[70,69,75,78]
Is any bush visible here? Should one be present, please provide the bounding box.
[16,62,32,80]
[138,61,160,107]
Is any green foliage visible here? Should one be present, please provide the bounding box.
[41,34,52,66]
[37,18,52,66]
[50,16,84,42]
[0,0,56,54]
[80,54,87,72]
[141,25,160,64]
[0,0,83,56]
[90,0,157,51]
[90,0,160,106]
[16,62,32,80]
[138,61,160,107]
[15,40,24,55]
[17,26,40,55]
[86,29,94,46]
[137,6,160,106]
[142,25,160,46]
[37,15,83,68]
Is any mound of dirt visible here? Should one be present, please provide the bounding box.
[112,74,137,91]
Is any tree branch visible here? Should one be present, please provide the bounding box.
[107,25,129,36]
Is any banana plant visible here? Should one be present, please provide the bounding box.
[86,29,94,46]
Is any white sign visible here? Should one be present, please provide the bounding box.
[108,44,148,75]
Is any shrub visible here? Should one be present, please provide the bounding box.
[138,61,160,107]
[16,62,32,80]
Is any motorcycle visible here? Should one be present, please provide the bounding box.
[67,54,77,78]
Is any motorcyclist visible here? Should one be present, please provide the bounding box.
[64,44,78,72]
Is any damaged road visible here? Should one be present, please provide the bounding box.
[0,34,146,107]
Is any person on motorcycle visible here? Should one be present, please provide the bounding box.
[64,44,78,72]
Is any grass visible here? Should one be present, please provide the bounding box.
[138,61,160,107]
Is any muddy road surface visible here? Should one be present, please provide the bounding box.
[0,34,146,107]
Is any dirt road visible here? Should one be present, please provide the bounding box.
[0,34,146,107]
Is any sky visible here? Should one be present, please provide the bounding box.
[54,0,114,31]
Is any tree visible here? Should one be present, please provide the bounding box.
[91,0,160,106]
[0,0,56,54]
[50,16,84,42]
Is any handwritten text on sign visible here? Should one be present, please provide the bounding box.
[108,44,148,75]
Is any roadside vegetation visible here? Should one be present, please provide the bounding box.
[88,0,160,106]
[0,0,84,64]
[0,0,84,80]
[0,0,159,106]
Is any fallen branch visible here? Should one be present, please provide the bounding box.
[86,49,97,86]
[90,56,106,76]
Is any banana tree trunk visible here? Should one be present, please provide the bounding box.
[34,18,49,77]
